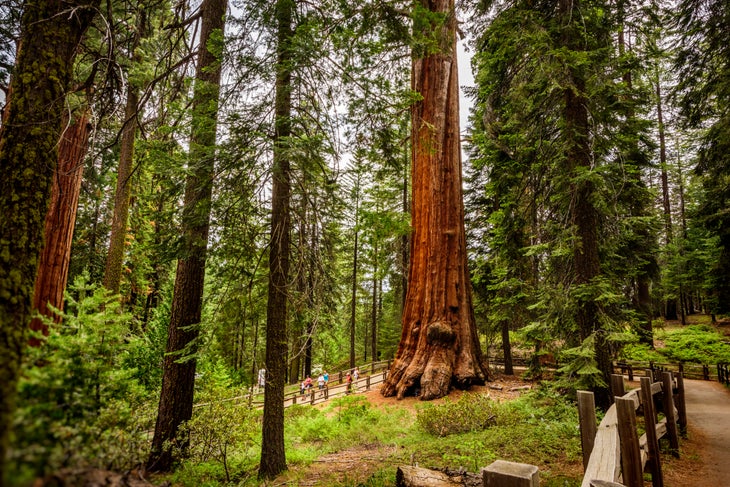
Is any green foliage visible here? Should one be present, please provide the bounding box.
[10,275,152,481]
[410,3,449,58]
[409,388,581,482]
[660,325,730,364]
[620,342,666,363]
[416,393,502,437]
[556,335,607,392]
[175,375,261,483]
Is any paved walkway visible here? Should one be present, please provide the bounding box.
[682,379,730,486]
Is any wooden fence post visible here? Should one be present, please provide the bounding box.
[577,391,597,471]
[616,397,643,487]
[627,364,634,382]
[610,374,625,401]
[675,371,687,436]
[703,364,709,380]
[366,375,371,391]
[640,377,664,487]
[661,371,680,457]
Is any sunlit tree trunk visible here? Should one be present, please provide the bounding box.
[381,0,489,401]
[29,109,92,345]
[371,240,378,362]
[0,1,97,480]
[259,0,293,479]
[147,0,226,471]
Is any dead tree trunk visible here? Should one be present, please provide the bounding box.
[381,0,488,401]
[29,109,91,345]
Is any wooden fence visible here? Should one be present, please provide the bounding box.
[194,359,392,410]
[282,361,390,408]
[578,370,686,487]
[613,359,730,383]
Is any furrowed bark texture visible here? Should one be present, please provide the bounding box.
[381,0,488,401]
[259,0,293,479]
[29,110,92,345]
[0,1,97,483]
[147,0,226,472]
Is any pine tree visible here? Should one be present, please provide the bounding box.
[147,0,227,471]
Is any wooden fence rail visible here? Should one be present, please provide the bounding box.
[612,359,726,382]
[194,359,392,410]
[578,371,686,487]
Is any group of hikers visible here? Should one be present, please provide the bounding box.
[300,367,360,398]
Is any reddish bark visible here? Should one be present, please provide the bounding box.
[29,110,92,345]
[381,0,488,401]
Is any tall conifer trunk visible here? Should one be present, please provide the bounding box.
[30,109,92,345]
[259,0,293,478]
[381,0,488,401]
[0,1,97,481]
[655,77,677,320]
[559,0,611,407]
[147,0,226,471]
[350,191,360,369]
[103,11,148,294]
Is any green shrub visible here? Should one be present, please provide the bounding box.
[620,343,666,362]
[175,370,261,483]
[9,276,153,482]
[416,393,500,437]
[661,325,730,364]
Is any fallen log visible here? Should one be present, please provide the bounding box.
[395,466,463,487]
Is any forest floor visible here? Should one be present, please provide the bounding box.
[278,371,730,487]
[273,375,582,486]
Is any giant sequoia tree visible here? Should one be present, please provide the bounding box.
[0,1,98,482]
[381,0,489,401]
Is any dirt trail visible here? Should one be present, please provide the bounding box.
[681,379,730,486]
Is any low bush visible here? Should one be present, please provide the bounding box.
[416,393,501,437]
[661,325,730,364]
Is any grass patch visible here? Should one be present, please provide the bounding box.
[158,386,583,486]
[622,324,730,364]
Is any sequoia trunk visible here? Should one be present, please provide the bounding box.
[381,0,488,400]
[29,109,92,345]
